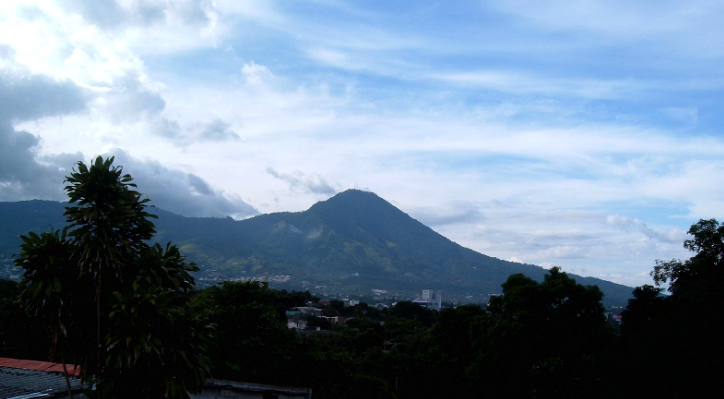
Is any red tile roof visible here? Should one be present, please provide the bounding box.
[0,357,80,376]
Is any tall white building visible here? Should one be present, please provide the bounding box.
[413,289,442,311]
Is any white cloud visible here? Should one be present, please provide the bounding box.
[0,124,67,201]
[2,0,723,288]
[266,168,337,196]
[199,119,240,142]
[410,201,487,227]
[107,149,257,219]
[606,215,684,244]
[535,245,587,260]
[241,61,273,85]
[0,63,89,201]
[62,0,219,31]
[490,0,724,53]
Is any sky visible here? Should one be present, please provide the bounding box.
[2,0,724,287]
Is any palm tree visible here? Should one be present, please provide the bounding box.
[16,228,80,398]
[63,156,156,375]
[17,156,212,398]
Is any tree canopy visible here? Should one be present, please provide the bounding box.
[468,267,613,398]
[14,156,212,399]
[622,219,724,398]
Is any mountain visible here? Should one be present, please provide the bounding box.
[0,190,633,305]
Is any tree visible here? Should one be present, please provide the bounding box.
[0,279,21,356]
[0,278,48,360]
[652,218,724,301]
[64,156,156,376]
[387,301,437,327]
[15,156,212,399]
[427,305,485,399]
[620,284,666,336]
[622,219,724,398]
[619,285,670,398]
[195,280,297,384]
[15,228,85,397]
[469,268,613,399]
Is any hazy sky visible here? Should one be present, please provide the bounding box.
[2,0,724,287]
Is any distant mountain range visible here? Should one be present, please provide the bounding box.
[0,190,633,305]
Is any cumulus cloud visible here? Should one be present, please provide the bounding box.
[108,149,257,218]
[242,61,273,85]
[2,0,722,288]
[0,123,66,201]
[200,119,239,141]
[85,70,167,124]
[266,168,336,195]
[148,117,240,145]
[186,173,214,196]
[0,68,88,122]
[1,2,182,126]
[0,67,89,201]
[152,117,183,139]
[63,0,218,29]
[606,215,683,243]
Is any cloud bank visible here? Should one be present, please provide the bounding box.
[108,150,257,219]
[3,0,724,286]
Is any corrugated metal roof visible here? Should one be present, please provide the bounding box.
[0,359,79,377]
[0,358,82,399]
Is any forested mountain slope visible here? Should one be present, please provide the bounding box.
[0,190,633,304]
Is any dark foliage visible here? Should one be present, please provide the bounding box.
[468,268,616,399]
[622,219,724,398]
[0,279,46,359]
[12,157,213,399]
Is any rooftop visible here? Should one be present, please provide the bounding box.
[0,358,81,399]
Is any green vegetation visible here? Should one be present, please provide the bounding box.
[0,159,720,398]
[621,219,724,398]
[0,191,634,305]
[11,157,212,398]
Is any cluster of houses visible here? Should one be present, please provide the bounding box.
[285,289,442,332]
[285,306,347,331]
[1,289,442,397]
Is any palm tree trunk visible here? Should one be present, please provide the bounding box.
[96,271,101,374]
[61,350,75,399]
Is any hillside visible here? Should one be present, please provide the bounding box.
[0,191,633,305]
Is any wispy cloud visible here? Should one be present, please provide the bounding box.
[266,168,336,196]
[606,215,683,243]
[428,71,647,99]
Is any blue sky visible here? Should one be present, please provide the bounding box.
[2,0,724,287]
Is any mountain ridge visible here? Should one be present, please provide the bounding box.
[0,190,633,305]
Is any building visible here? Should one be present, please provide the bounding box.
[412,289,442,311]
[286,307,324,331]
[0,357,312,399]
[0,357,82,399]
